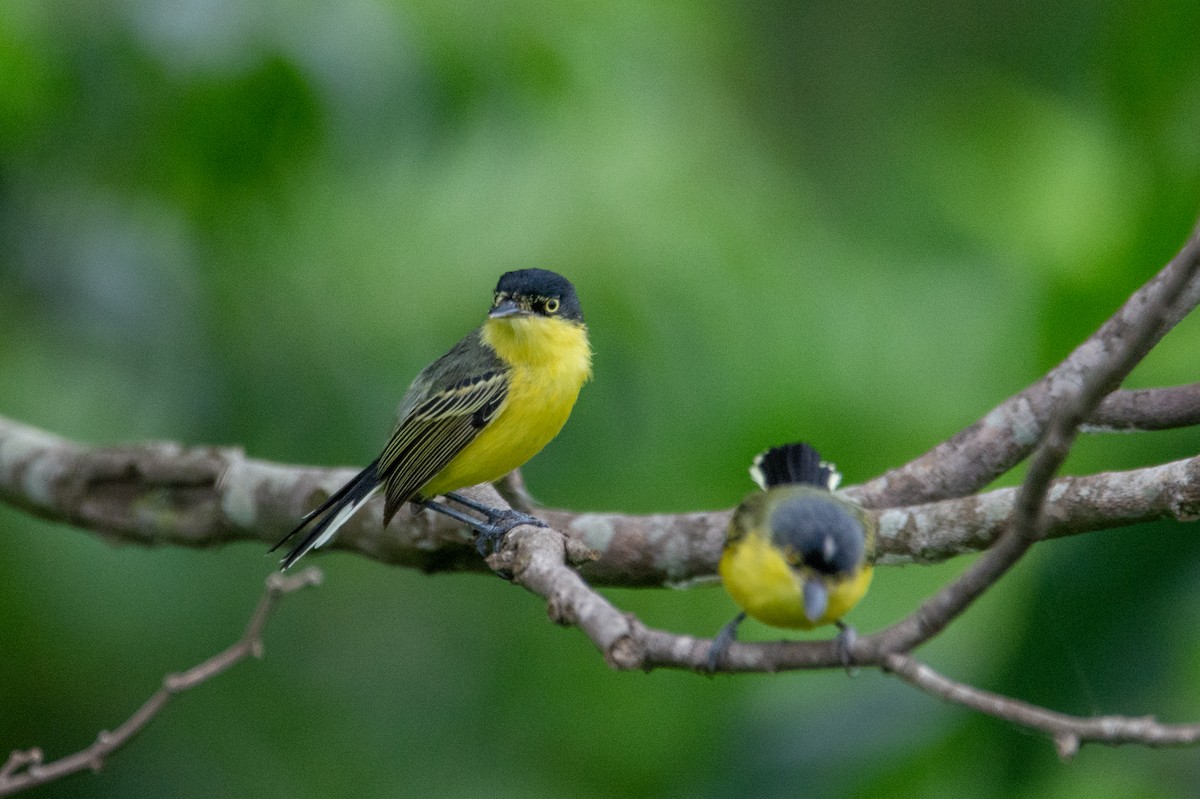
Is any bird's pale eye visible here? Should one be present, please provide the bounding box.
[544,297,560,314]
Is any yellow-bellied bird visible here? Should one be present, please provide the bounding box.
[273,269,591,569]
[708,442,876,668]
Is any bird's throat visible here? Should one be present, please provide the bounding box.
[482,315,592,380]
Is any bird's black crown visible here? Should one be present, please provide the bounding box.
[493,269,584,322]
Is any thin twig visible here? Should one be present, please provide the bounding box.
[883,653,1200,756]
[0,569,322,797]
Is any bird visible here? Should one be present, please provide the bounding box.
[272,268,591,569]
[707,442,876,670]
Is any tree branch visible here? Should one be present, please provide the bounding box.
[861,232,1197,658]
[845,226,1200,510]
[882,653,1200,756]
[0,568,321,797]
[2,415,1197,587]
[874,454,1200,565]
[1085,383,1200,432]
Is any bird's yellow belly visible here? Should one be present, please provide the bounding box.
[718,533,873,630]
[420,364,581,498]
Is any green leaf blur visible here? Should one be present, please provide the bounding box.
[1,0,1198,796]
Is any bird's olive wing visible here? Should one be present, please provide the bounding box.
[378,370,508,523]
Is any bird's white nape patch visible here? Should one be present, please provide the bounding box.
[822,461,841,491]
[749,452,769,491]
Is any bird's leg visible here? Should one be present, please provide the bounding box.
[416,498,486,529]
[704,612,747,674]
[421,492,547,556]
[834,620,858,673]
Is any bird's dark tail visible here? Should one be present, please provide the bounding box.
[271,459,382,570]
[749,443,840,491]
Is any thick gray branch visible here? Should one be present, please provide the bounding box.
[2,415,1196,586]
[875,454,1200,565]
[1085,383,1200,431]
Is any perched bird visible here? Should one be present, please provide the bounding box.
[272,268,591,569]
[708,442,876,669]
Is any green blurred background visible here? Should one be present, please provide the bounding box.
[2,0,1199,796]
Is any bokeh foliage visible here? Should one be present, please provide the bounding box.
[1,1,1199,796]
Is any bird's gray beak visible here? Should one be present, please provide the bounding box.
[803,578,828,624]
[488,298,527,319]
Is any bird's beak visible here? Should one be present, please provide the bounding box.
[802,578,829,624]
[489,298,528,319]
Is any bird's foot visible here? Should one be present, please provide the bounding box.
[704,612,746,674]
[423,492,548,556]
[834,621,858,674]
[469,507,548,556]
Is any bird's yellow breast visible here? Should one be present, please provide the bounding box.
[718,530,873,630]
[421,315,591,497]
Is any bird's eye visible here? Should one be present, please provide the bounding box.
[544,298,560,314]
